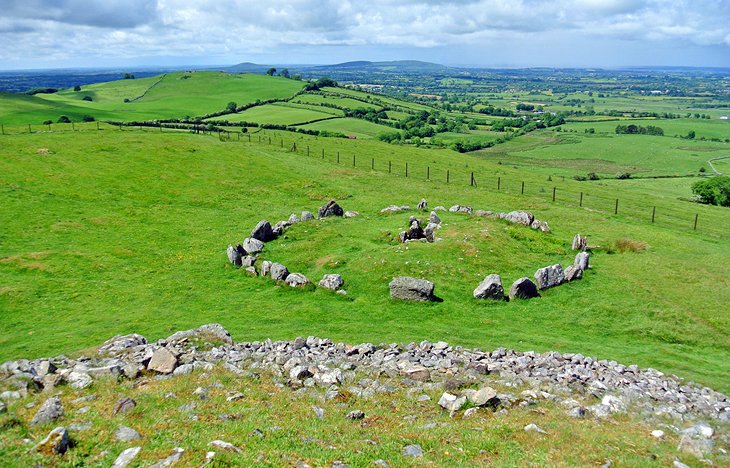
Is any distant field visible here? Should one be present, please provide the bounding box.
[476,130,726,178]
[562,118,730,140]
[292,93,382,111]
[298,118,392,138]
[215,102,343,126]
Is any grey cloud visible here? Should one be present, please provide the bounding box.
[2,0,158,28]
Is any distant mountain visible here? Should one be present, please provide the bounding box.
[315,60,450,73]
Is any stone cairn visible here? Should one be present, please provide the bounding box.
[2,323,727,459]
[225,200,351,293]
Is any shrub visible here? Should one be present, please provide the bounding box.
[573,175,587,181]
[82,96,93,101]
[616,172,631,179]
[699,167,706,173]
[82,115,95,122]
[57,115,71,123]
[615,238,648,253]
[73,85,81,92]
[587,172,599,180]
[42,120,52,125]
[691,176,730,207]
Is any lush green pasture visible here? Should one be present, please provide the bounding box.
[1,129,729,393]
[298,118,392,138]
[476,130,729,178]
[562,118,730,140]
[292,93,382,111]
[0,72,305,124]
[323,87,432,111]
[215,102,342,125]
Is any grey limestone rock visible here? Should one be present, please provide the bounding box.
[572,234,587,251]
[166,323,233,345]
[389,276,436,302]
[534,264,565,290]
[261,260,272,277]
[564,265,583,282]
[285,273,310,288]
[403,444,424,457]
[575,252,590,270]
[429,211,441,224]
[243,237,264,254]
[98,334,147,355]
[530,219,551,233]
[31,396,64,425]
[250,220,275,242]
[301,211,314,221]
[344,211,359,218]
[270,263,289,281]
[509,277,539,300]
[319,274,344,291]
[417,198,427,210]
[346,409,365,420]
[147,348,178,374]
[318,200,344,218]
[113,397,137,415]
[115,426,141,442]
[33,426,69,455]
[111,447,142,468]
[226,244,243,266]
[438,392,467,412]
[473,274,506,300]
[503,210,534,226]
[288,213,300,224]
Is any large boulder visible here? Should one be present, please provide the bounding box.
[318,200,344,218]
[147,348,178,374]
[389,277,436,302]
[288,213,300,224]
[449,205,473,214]
[31,396,64,425]
[407,220,424,240]
[319,274,344,291]
[502,210,534,226]
[226,244,243,266]
[429,211,441,225]
[243,237,264,254]
[574,252,589,271]
[473,274,506,300]
[572,234,587,251]
[534,264,565,290]
[285,273,310,288]
[301,211,314,221]
[423,222,439,243]
[250,220,275,242]
[33,427,69,455]
[166,323,233,345]
[564,265,583,282]
[269,263,289,281]
[530,219,551,233]
[509,277,539,300]
[417,198,428,210]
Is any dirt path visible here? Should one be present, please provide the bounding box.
[707,156,730,175]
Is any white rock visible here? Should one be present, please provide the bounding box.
[111,447,141,468]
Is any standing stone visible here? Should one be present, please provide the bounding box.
[285,273,310,287]
[33,426,69,455]
[301,211,314,221]
[288,214,300,224]
[31,396,64,425]
[575,252,589,270]
[572,234,587,251]
[261,260,272,277]
[534,264,565,290]
[423,223,439,242]
[429,211,441,225]
[473,274,506,300]
[318,200,344,218]
[407,221,424,240]
[389,277,436,302]
[243,237,264,254]
[226,245,243,266]
[270,263,289,281]
[564,265,583,282]
[112,447,142,468]
[417,199,427,210]
[241,255,256,267]
[503,210,534,226]
[250,220,275,242]
[319,274,344,291]
[147,348,178,374]
[509,277,539,300]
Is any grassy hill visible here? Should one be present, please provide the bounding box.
[0,72,305,125]
[1,128,729,395]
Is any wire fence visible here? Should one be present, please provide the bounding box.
[2,122,727,240]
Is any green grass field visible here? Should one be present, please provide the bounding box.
[215,102,343,126]
[1,128,729,395]
[298,118,392,138]
[0,72,305,124]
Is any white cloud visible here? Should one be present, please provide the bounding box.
[0,0,727,67]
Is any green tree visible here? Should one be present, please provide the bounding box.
[279,68,290,79]
[685,130,696,139]
[691,176,730,207]
[265,67,277,76]
[123,73,135,79]
[73,85,81,92]
[226,101,237,112]
[57,115,71,123]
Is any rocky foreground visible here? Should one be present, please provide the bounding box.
[1,324,728,465]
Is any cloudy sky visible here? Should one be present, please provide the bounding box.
[1,0,729,70]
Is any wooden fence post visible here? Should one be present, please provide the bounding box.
[497,177,500,190]
[614,199,619,214]
[694,214,698,230]
[405,162,408,177]
[389,161,391,173]
[447,170,450,184]
[521,181,524,194]
[651,206,656,223]
[427,166,430,180]
[579,192,583,207]
[552,187,556,202]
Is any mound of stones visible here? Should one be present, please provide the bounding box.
[2,325,727,442]
[398,213,441,243]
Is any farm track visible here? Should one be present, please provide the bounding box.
[707,156,730,175]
